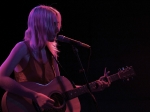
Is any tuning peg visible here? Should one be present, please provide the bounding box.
[122,67,125,70]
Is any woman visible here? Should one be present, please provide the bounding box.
[0,5,110,111]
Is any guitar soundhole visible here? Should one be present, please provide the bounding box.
[51,93,64,107]
[48,93,66,112]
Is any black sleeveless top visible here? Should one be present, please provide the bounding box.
[14,41,56,84]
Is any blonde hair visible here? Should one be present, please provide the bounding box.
[24,5,61,58]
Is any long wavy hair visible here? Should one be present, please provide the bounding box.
[24,5,61,58]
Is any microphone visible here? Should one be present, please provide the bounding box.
[57,35,91,48]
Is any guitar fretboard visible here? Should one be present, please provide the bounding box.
[107,73,120,83]
[63,67,135,101]
[63,73,120,101]
[63,81,99,101]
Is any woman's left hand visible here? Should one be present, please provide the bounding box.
[94,67,111,91]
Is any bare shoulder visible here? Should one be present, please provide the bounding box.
[13,41,28,54]
[0,41,29,76]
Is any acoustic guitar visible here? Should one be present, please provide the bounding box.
[1,66,135,112]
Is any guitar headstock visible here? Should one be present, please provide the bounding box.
[118,66,136,81]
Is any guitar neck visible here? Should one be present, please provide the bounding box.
[107,73,120,83]
[63,85,89,101]
[63,73,120,101]
[63,80,104,101]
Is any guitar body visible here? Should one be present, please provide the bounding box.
[1,76,81,112]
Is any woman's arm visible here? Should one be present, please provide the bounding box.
[0,42,55,110]
[0,42,37,99]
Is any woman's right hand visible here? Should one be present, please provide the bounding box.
[33,93,55,111]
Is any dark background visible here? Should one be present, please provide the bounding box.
[0,1,150,112]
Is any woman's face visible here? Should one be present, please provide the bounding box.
[47,14,61,42]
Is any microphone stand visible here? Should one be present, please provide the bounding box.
[71,45,100,112]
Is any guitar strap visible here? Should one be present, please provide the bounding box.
[45,47,57,77]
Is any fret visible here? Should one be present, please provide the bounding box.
[64,85,88,101]
[89,81,97,91]
[108,73,120,82]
